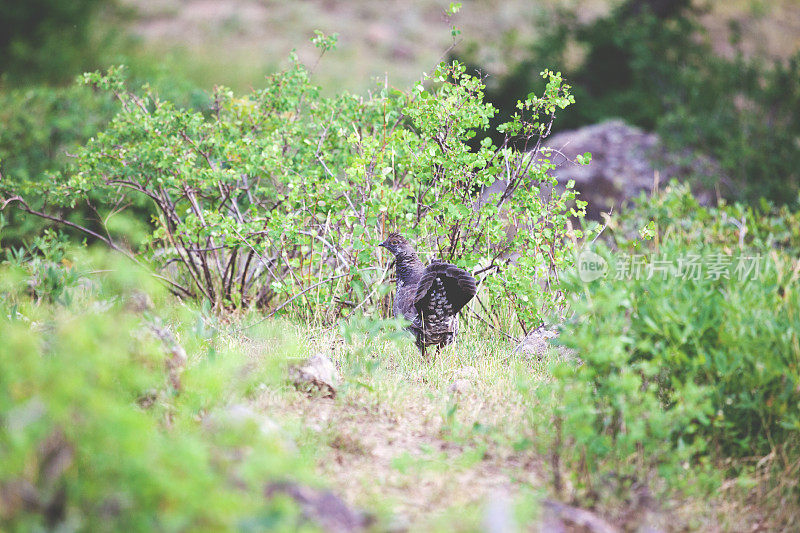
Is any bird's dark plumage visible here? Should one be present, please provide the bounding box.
[379,233,477,358]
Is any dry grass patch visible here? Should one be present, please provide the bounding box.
[248,324,550,529]
[231,319,797,530]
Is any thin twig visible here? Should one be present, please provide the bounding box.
[470,309,518,342]
[237,272,350,331]
[2,196,193,297]
[349,260,391,313]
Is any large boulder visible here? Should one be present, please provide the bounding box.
[481,119,717,219]
[543,119,716,218]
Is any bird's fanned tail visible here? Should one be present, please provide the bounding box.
[413,262,477,320]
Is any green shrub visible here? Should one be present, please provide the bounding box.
[2,47,588,332]
[0,86,113,182]
[539,183,800,505]
[0,69,209,248]
[0,248,307,531]
[0,84,116,246]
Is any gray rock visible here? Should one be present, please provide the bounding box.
[217,403,279,436]
[481,119,717,220]
[265,482,372,532]
[543,119,717,218]
[290,353,340,398]
[448,378,473,395]
[514,324,560,359]
[483,489,514,533]
[540,499,619,533]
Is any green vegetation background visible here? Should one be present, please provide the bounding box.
[1,1,799,530]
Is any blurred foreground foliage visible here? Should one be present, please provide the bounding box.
[0,241,309,531]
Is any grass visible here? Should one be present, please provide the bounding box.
[217,315,685,529]
[2,247,797,530]
[210,309,797,531]
[231,317,550,530]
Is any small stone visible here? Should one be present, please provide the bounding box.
[514,325,560,359]
[128,290,154,313]
[449,379,473,394]
[290,353,340,398]
[265,482,372,532]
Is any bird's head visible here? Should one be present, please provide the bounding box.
[378,232,416,258]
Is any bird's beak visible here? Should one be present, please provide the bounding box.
[378,240,388,248]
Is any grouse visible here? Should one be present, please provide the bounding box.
[378,233,477,358]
